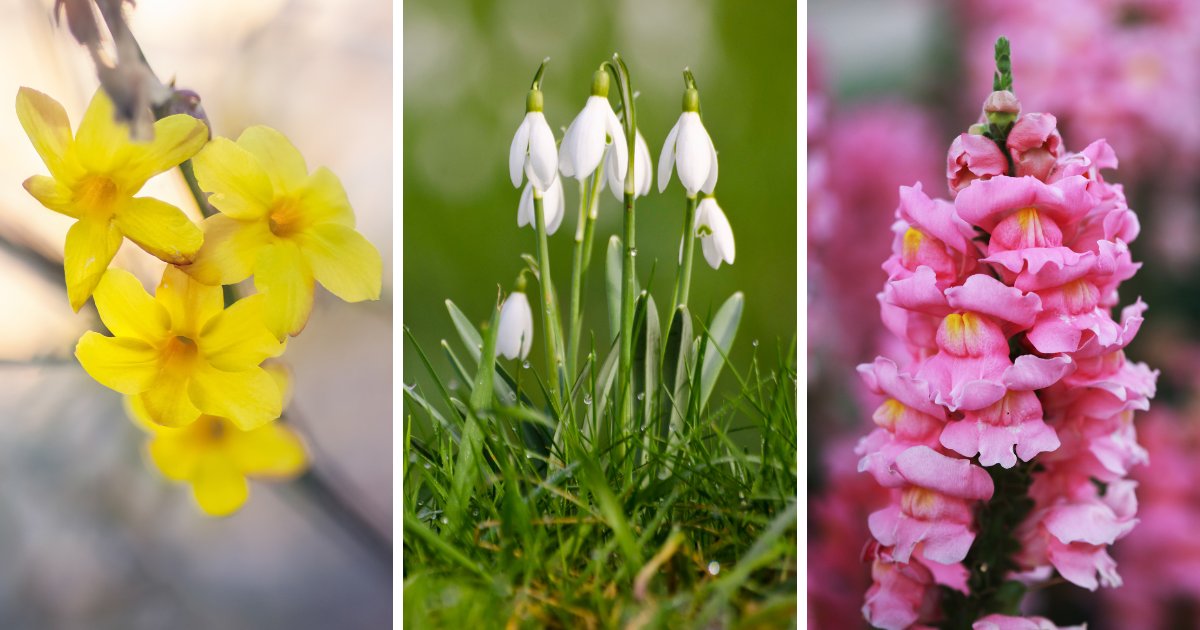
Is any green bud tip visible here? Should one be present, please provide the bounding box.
[526,88,543,113]
[682,87,700,113]
[591,69,610,97]
[514,272,528,293]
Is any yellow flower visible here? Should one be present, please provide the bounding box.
[76,265,284,429]
[16,87,209,311]
[126,365,308,516]
[184,126,382,339]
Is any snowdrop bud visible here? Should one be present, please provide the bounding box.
[693,196,734,269]
[509,100,558,191]
[658,89,717,196]
[517,177,565,235]
[605,129,652,201]
[559,70,627,182]
[496,291,534,360]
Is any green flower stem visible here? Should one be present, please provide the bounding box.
[604,54,638,443]
[672,195,699,310]
[567,168,604,379]
[533,192,565,407]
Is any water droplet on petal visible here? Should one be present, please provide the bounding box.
[707,561,720,575]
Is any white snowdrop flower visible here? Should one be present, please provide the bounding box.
[658,86,717,196]
[509,110,558,191]
[694,196,734,269]
[517,176,565,235]
[559,70,627,182]
[496,291,534,360]
[605,129,652,202]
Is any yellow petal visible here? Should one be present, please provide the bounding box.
[191,454,249,516]
[120,114,209,188]
[192,136,274,220]
[15,87,75,181]
[156,265,223,337]
[75,332,159,394]
[64,217,123,311]
[295,167,355,227]
[230,422,308,478]
[298,223,382,303]
[182,213,271,286]
[74,88,134,175]
[145,431,201,480]
[93,269,170,343]
[262,362,294,408]
[254,241,315,339]
[189,364,283,431]
[113,196,203,265]
[237,126,308,191]
[140,362,203,428]
[23,175,80,218]
[198,294,283,371]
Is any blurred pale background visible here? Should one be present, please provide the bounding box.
[0,1,391,628]
[403,0,797,412]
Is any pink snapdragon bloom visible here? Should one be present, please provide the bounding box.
[863,542,966,630]
[857,86,1154,627]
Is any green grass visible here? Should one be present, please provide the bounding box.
[402,299,797,629]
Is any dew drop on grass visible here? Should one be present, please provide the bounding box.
[751,339,759,348]
[583,394,592,406]
[637,393,645,401]
[441,517,449,525]
[630,248,638,257]
[423,462,432,469]
[707,561,720,576]
[522,361,531,369]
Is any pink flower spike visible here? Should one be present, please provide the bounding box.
[894,445,994,500]
[947,133,1008,194]
[1007,113,1063,181]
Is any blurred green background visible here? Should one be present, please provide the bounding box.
[402,0,797,399]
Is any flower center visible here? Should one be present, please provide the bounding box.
[76,175,119,213]
[163,335,199,365]
[195,415,229,445]
[268,199,304,238]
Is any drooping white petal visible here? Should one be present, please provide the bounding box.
[526,112,559,191]
[701,135,718,194]
[676,113,714,196]
[603,105,629,183]
[497,292,534,360]
[517,182,535,228]
[657,119,680,193]
[509,116,531,188]
[544,177,565,235]
[559,96,612,181]
[635,131,653,197]
[517,177,565,235]
[694,197,734,269]
[606,129,651,202]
